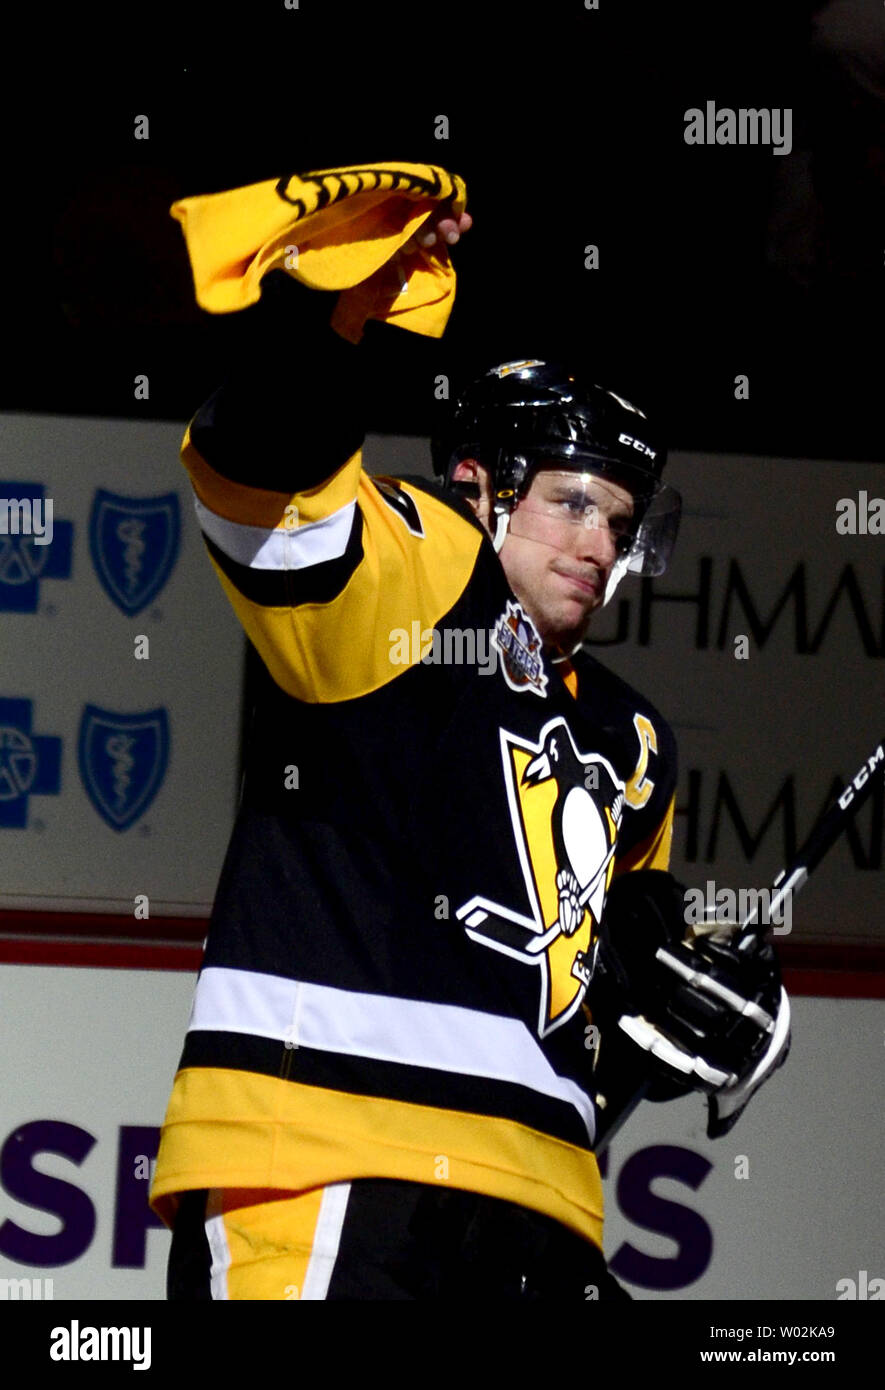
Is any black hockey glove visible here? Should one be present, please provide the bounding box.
[591,870,791,1138]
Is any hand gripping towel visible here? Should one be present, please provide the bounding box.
[170,161,468,342]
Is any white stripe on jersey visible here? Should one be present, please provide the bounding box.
[300,1183,352,1300]
[188,966,596,1143]
[205,1188,231,1300]
[192,494,356,569]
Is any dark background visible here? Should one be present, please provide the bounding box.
[3,0,883,463]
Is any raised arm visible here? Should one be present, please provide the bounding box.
[178,192,474,703]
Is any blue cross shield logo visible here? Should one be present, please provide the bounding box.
[89,490,180,615]
[78,706,170,831]
[0,698,63,829]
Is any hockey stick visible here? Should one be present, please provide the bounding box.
[593,734,885,1154]
[735,734,884,949]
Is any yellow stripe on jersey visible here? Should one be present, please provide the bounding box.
[612,792,675,875]
[149,1067,605,1251]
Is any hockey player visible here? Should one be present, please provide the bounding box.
[151,187,788,1300]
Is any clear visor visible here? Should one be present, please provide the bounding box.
[503,465,681,577]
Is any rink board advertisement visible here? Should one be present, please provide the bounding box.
[0,963,881,1301]
[0,411,244,916]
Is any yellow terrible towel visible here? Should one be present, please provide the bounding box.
[170,161,468,343]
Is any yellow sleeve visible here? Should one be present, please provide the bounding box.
[183,427,483,704]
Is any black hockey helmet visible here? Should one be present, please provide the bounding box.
[431,358,681,582]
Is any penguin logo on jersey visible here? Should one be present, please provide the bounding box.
[455,717,625,1037]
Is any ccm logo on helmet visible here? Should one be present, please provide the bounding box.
[618,432,657,461]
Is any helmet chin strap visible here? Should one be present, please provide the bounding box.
[491,507,510,553]
[602,552,631,607]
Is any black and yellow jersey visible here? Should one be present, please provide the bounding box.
[150,299,677,1252]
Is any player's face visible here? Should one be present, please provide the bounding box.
[500,469,636,649]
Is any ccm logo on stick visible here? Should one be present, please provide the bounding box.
[838,744,885,811]
[618,433,656,461]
